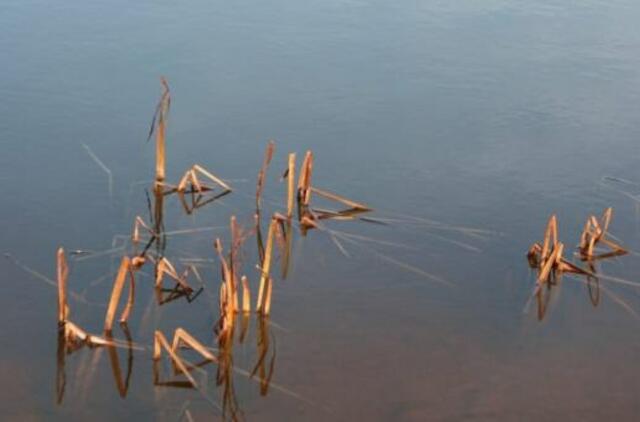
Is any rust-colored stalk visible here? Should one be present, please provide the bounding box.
[297,150,314,207]
[263,277,273,316]
[194,164,232,192]
[256,141,275,212]
[57,248,69,324]
[256,217,277,313]
[104,257,135,332]
[154,78,170,184]
[241,276,250,313]
[156,257,192,292]
[170,328,217,362]
[153,330,197,388]
[229,216,239,312]
[287,153,296,219]
[309,186,371,212]
[215,238,235,313]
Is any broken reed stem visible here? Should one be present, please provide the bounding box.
[132,216,153,245]
[241,276,250,313]
[57,248,69,324]
[153,330,198,388]
[104,257,135,332]
[528,214,592,287]
[230,216,239,312]
[215,238,236,314]
[297,151,314,207]
[177,165,232,194]
[256,141,275,212]
[170,328,217,362]
[64,321,112,347]
[264,277,273,316]
[154,79,170,184]
[309,186,371,211]
[156,257,191,291]
[287,153,296,219]
[255,212,265,264]
[193,164,232,192]
[579,207,626,258]
[541,214,557,261]
[256,217,277,314]
[156,114,165,183]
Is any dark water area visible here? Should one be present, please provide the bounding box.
[3,1,640,420]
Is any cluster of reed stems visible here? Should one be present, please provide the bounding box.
[578,207,627,259]
[54,78,370,415]
[527,208,628,297]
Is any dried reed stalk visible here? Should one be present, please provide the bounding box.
[527,215,588,286]
[57,247,69,324]
[153,78,170,184]
[132,216,154,245]
[256,217,277,314]
[156,257,193,292]
[297,151,313,207]
[104,257,135,332]
[215,238,236,314]
[241,276,250,313]
[64,321,110,347]
[177,164,232,194]
[229,216,240,312]
[263,277,273,316]
[309,186,371,212]
[219,298,234,336]
[195,164,232,191]
[300,215,318,230]
[579,207,627,258]
[256,141,275,212]
[170,328,217,362]
[153,330,198,388]
[255,212,265,264]
[287,153,296,219]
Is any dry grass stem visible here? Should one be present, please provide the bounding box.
[579,207,627,259]
[309,186,371,212]
[297,151,313,207]
[256,141,275,212]
[151,78,171,185]
[104,257,136,332]
[286,153,296,219]
[132,216,154,245]
[57,248,69,324]
[156,257,194,293]
[215,238,236,314]
[241,276,250,313]
[256,217,277,314]
[177,164,232,194]
[153,330,198,388]
[527,215,589,287]
[170,328,218,362]
[264,277,273,316]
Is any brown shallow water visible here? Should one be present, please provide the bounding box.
[4,0,640,420]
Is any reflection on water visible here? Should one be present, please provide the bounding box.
[56,324,134,403]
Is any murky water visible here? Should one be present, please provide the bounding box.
[4,1,640,420]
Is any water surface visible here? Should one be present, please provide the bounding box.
[3,1,640,420]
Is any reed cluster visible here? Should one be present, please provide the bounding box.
[526,208,628,302]
[53,78,371,415]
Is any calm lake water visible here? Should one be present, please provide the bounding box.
[3,0,640,420]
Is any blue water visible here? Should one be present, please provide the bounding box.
[3,1,640,420]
